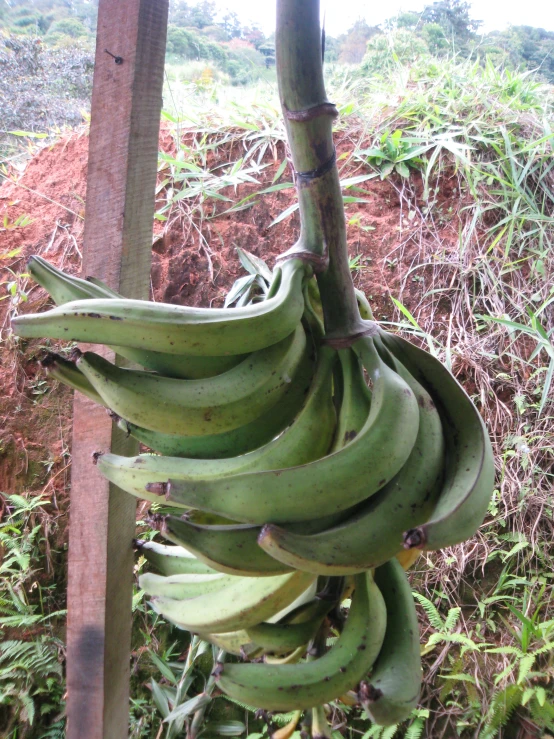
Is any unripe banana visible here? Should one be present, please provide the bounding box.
[134,539,218,576]
[41,353,107,407]
[163,336,419,524]
[138,571,230,599]
[29,256,247,379]
[380,330,495,550]
[245,598,333,654]
[359,558,422,726]
[114,343,315,458]
[150,570,315,634]
[28,255,118,303]
[257,343,444,575]
[76,325,307,436]
[95,345,336,500]
[216,571,387,711]
[12,257,308,356]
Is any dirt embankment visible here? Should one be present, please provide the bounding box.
[0,123,462,531]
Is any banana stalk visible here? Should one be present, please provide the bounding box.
[276,0,368,342]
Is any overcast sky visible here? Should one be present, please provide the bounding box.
[213,0,554,35]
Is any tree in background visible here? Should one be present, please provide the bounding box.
[360,29,430,74]
[421,0,482,47]
[0,0,98,36]
[481,26,554,83]
[170,0,217,30]
[337,19,379,64]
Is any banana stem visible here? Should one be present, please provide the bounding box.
[276,0,366,340]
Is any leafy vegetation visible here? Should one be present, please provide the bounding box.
[0,494,65,736]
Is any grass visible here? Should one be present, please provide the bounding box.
[328,53,554,738]
[2,49,554,738]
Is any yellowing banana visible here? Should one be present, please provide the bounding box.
[216,572,387,711]
[150,570,316,634]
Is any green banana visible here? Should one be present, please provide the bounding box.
[379,330,495,550]
[216,571,387,711]
[28,255,119,302]
[41,353,107,407]
[160,517,292,577]
[114,344,315,458]
[113,346,246,380]
[355,289,374,320]
[306,278,373,323]
[163,336,420,523]
[12,257,308,356]
[359,558,421,726]
[201,580,322,657]
[330,348,371,452]
[201,581,326,658]
[257,343,444,575]
[83,275,122,297]
[157,512,349,578]
[150,570,316,634]
[199,630,256,657]
[75,325,307,436]
[29,256,246,379]
[134,539,218,576]
[96,346,336,499]
[302,282,325,340]
[138,571,231,599]
[245,598,333,655]
[264,644,307,665]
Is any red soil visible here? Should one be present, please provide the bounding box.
[0,122,462,526]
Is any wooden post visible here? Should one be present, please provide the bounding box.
[65,1,168,737]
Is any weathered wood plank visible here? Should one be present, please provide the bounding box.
[66,1,168,736]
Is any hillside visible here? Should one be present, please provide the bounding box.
[1,56,554,738]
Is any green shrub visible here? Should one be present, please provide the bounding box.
[46,17,90,40]
[361,30,430,75]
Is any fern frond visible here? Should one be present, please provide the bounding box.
[412,592,444,630]
[534,640,554,656]
[404,715,426,739]
[483,683,522,735]
[444,607,462,633]
[220,694,258,713]
[517,654,536,684]
[529,691,554,730]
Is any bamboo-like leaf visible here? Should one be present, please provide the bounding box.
[149,651,178,685]
[272,159,288,184]
[203,720,247,735]
[224,275,256,308]
[340,174,379,187]
[236,248,272,282]
[164,692,211,722]
[269,202,299,227]
[150,678,170,719]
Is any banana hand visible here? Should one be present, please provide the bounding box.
[163,337,419,523]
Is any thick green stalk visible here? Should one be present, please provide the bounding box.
[276,0,367,339]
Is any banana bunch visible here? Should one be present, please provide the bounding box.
[12,253,495,729]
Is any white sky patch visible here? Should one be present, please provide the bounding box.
[210,0,554,36]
